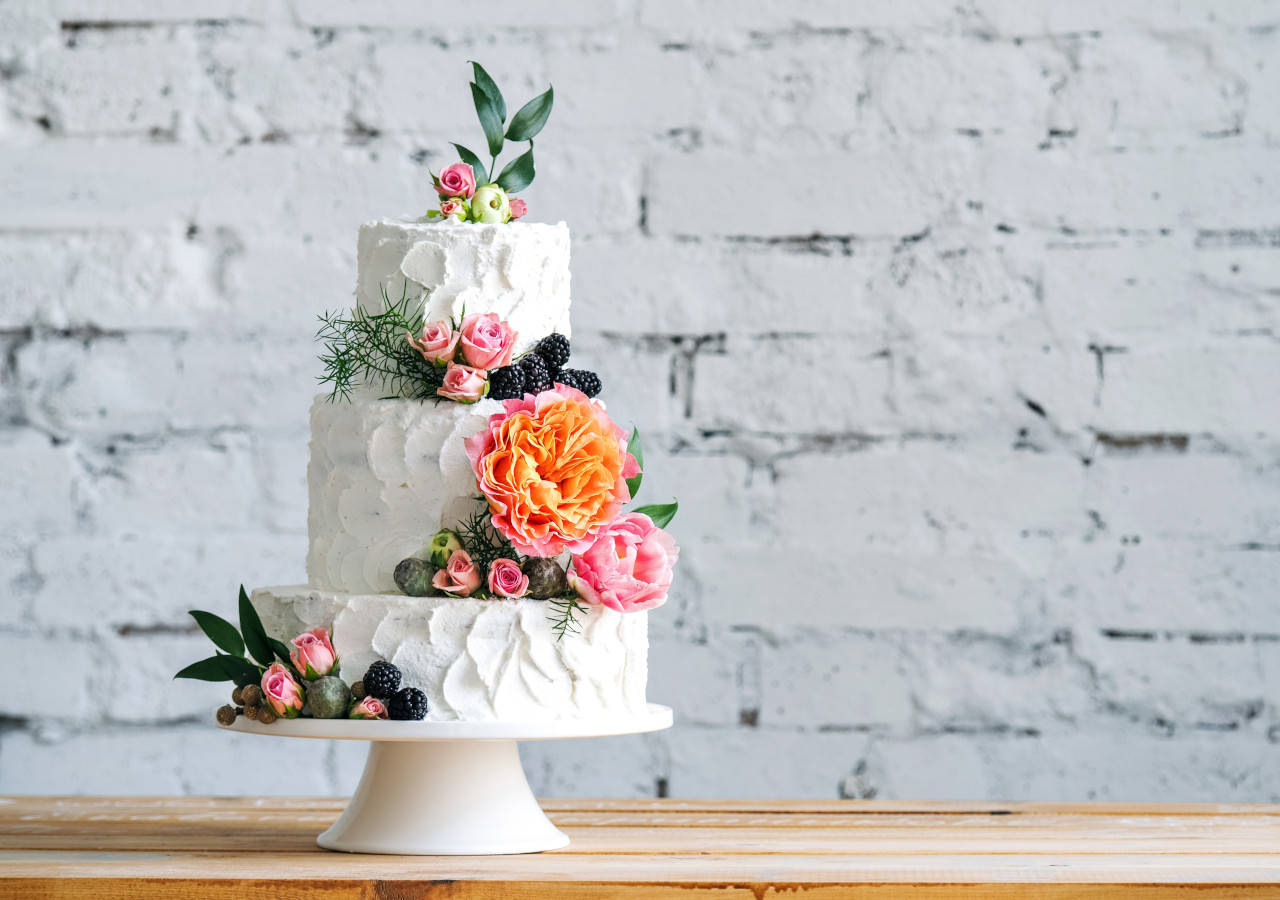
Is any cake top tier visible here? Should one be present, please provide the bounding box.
[356,219,571,356]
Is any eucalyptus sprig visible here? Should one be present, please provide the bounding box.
[316,282,445,402]
[453,61,553,194]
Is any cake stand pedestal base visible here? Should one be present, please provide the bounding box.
[220,704,672,855]
[318,739,567,855]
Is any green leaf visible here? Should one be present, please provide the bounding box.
[188,610,244,658]
[238,585,275,669]
[451,142,488,187]
[174,656,235,682]
[469,60,506,122]
[505,85,553,141]
[632,500,678,529]
[269,637,294,667]
[625,427,644,499]
[216,653,263,688]
[470,82,505,159]
[494,146,535,194]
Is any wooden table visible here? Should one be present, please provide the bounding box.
[3,796,1280,897]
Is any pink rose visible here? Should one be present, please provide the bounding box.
[436,162,476,199]
[437,361,488,403]
[289,627,337,679]
[432,549,482,596]
[261,663,304,719]
[439,197,468,222]
[349,696,389,720]
[508,198,528,220]
[458,312,518,369]
[408,321,460,367]
[569,512,679,613]
[487,557,529,599]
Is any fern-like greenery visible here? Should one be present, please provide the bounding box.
[457,502,519,580]
[547,596,586,640]
[317,282,445,401]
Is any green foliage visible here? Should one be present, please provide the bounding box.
[238,585,275,669]
[495,146,536,194]
[174,656,236,682]
[316,282,445,402]
[189,610,243,657]
[459,62,553,195]
[506,86,554,141]
[456,503,519,588]
[470,81,506,158]
[451,142,488,186]
[633,500,678,528]
[625,427,644,499]
[469,60,506,122]
[546,596,587,642]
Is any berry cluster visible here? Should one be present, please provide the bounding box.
[360,660,429,721]
[487,334,602,401]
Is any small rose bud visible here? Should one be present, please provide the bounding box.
[307,676,352,719]
[394,557,438,597]
[470,184,511,224]
[428,530,464,568]
[523,557,569,599]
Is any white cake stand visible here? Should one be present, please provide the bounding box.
[219,704,672,855]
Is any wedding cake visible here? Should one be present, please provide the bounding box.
[178,65,680,726]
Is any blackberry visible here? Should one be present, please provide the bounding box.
[518,354,551,394]
[534,333,571,370]
[486,365,525,401]
[363,660,401,700]
[558,368,602,398]
[388,686,429,720]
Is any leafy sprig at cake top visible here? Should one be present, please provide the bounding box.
[176,63,679,727]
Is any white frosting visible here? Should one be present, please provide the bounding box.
[253,586,649,721]
[356,219,571,355]
[306,392,502,595]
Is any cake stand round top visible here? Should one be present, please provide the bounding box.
[218,703,673,742]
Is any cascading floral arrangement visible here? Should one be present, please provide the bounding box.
[425,62,552,225]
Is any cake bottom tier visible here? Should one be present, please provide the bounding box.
[251,586,649,722]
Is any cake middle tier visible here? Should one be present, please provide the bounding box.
[307,392,502,594]
[252,585,650,722]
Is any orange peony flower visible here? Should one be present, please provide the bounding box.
[464,384,640,557]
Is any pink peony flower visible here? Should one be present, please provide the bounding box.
[487,557,529,599]
[465,385,640,558]
[408,321,460,367]
[508,198,528,220]
[261,663,304,719]
[437,361,489,403]
[436,162,476,199]
[289,627,337,679]
[458,312,518,369]
[432,549,482,596]
[349,696,389,720]
[569,512,679,613]
[439,197,468,221]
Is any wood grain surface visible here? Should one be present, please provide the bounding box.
[3,795,1280,898]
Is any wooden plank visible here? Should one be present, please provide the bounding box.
[5,880,1280,900]
[3,796,1280,897]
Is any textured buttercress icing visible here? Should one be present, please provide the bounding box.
[355,219,571,356]
[306,392,502,595]
[253,586,649,722]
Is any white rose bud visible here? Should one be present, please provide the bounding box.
[470,184,511,224]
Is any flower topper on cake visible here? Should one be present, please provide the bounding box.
[426,62,553,225]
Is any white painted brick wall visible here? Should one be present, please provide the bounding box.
[2,0,1278,802]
